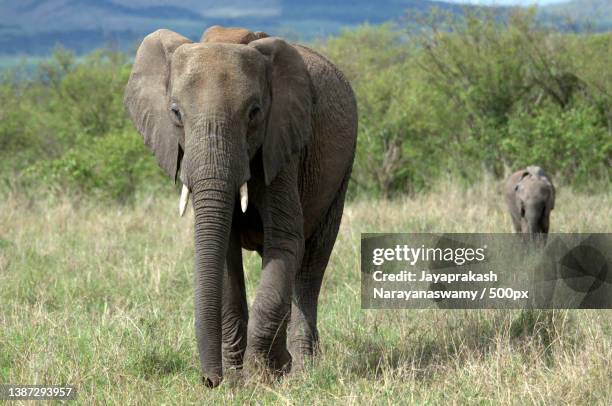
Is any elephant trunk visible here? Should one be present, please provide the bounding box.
[185,129,250,388]
[525,206,542,233]
[524,203,547,244]
[192,177,234,387]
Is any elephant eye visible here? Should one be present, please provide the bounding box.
[249,105,261,122]
[170,102,182,125]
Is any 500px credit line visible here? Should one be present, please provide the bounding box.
[372,287,529,301]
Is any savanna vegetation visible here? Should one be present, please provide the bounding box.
[322,11,611,198]
[0,9,610,405]
[0,11,610,202]
[1,180,610,403]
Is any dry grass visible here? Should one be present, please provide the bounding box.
[0,180,610,404]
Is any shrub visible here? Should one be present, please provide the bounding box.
[323,12,611,198]
[2,15,611,202]
[24,130,167,202]
[503,102,611,187]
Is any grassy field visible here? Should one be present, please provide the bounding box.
[1,179,611,404]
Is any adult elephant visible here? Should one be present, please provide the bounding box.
[124,26,357,387]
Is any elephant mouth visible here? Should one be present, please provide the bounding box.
[178,182,249,217]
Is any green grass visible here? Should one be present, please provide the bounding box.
[1,179,611,404]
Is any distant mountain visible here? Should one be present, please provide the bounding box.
[539,0,612,31]
[0,0,609,57]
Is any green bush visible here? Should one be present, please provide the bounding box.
[323,12,611,198]
[503,102,611,188]
[24,130,167,202]
[1,14,610,202]
[43,50,130,138]
[1,47,168,202]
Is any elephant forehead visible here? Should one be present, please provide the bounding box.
[522,179,552,197]
[172,43,265,80]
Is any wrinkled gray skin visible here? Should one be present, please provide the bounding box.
[123,26,357,387]
[504,166,555,242]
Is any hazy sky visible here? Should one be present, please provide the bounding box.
[438,0,569,5]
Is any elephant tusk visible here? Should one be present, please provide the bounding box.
[179,184,190,217]
[240,183,248,213]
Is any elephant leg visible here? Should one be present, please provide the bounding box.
[288,170,350,371]
[246,253,296,373]
[245,163,304,373]
[510,209,522,233]
[512,217,522,233]
[287,239,327,370]
[221,222,248,371]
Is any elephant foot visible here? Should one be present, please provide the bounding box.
[287,349,317,374]
[268,347,292,375]
[243,344,292,382]
[221,366,245,387]
[242,351,270,383]
[288,329,320,373]
[201,375,222,389]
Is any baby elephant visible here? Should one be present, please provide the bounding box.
[504,166,555,240]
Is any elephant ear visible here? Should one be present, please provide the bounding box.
[250,37,314,185]
[545,177,556,210]
[124,29,191,181]
[515,170,530,191]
